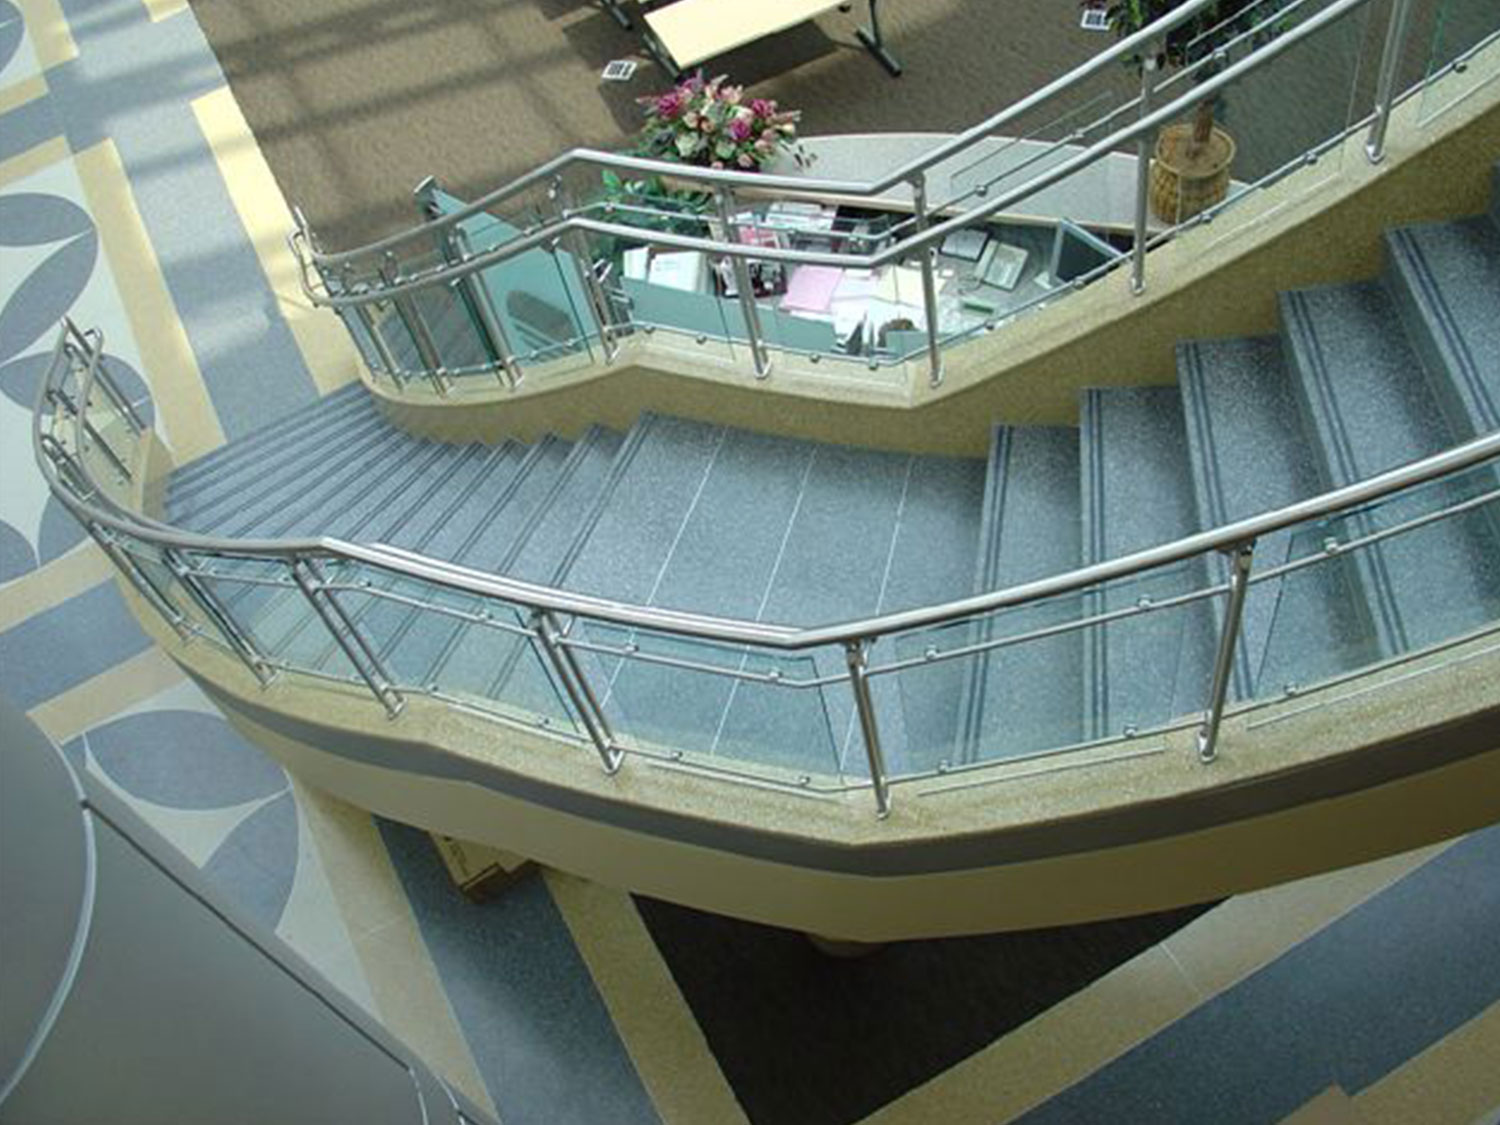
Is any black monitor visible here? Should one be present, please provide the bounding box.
[1049,219,1125,285]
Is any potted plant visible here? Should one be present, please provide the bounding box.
[634,72,809,172]
[1101,0,1290,223]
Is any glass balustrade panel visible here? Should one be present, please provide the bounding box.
[1148,0,1372,240]
[560,618,850,788]
[1417,0,1500,125]
[1252,458,1500,702]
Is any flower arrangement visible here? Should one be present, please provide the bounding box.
[635,73,808,171]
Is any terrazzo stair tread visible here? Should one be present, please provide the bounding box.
[1281,282,1500,653]
[873,453,987,775]
[252,442,486,665]
[553,414,728,604]
[169,381,369,491]
[575,427,818,767]
[957,425,1084,766]
[380,439,580,692]
[1384,215,1500,440]
[166,398,387,525]
[1080,387,1217,741]
[209,427,422,540]
[497,426,626,581]
[208,433,447,641]
[311,443,528,675]
[456,427,629,720]
[200,428,427,629]
[376,443,491,549]
[715,442,918,777]
[171,408,397,531]
[280,438,463,539]
[1177,337,1382,699]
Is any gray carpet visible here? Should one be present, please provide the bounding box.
[187,0,1103,246]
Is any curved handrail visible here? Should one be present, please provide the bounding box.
[289,0,1375,316]
[300,0,1229,270]
[35,323,1500,653]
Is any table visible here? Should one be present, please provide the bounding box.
[614,0,900,79]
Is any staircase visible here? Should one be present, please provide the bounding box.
[166,170,1500,779]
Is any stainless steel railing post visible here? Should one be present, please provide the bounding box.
[163,548,276,686]
[550,176,621,364]
[1131,45,1161,295]
[716,185,772,378]
[381,253,451,396]
[1365,0,1415,164]
[454,227,525,389]
[909,174,945,389]
[844,640,892,817]
[290,557,405,718]
[532,610,625,773]
[1196,540,1255,764]
[91,526,190,639]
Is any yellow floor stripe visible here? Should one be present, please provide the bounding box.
[857,842,1454,1125]
[190,85,363,397]
[0,543,116,633]
[0,72,47,117]
[1280,1086,1361,1124]
[140,0,187,22]
[0,133,68,188]
[276,778,498,1120]
[26,645,184,744]
[545,870,750,1125]
[12,0,77,68]
[1354,999,1500,1125]
[74,139,225,463]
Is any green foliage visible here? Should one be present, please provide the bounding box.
[1101,0,1295,76]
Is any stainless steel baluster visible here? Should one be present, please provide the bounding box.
[1366,0,1415,164]
[163,549,276,686]
[845,639,892,817]
[1131,43,1161,295]
[1197,541,1255,764]
[454,226,525,389]
[716,186,772,378]
[381,252,451,396]
[550,176,620,364]
[532,610,625,773]
[909,174,945,389]
[290,557,405,718]
[91,526,190,639]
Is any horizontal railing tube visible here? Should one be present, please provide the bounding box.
[297,0,1233,271]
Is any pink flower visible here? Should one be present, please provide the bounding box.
[728,116,752,142]
[750,98,774,117]
[655,92,682,119]
[737,153,755,168]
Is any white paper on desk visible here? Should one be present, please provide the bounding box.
[827,299,869,339]
[622,247,650,281]
[862,296,926,332]
[832,272,880,301]
[873,266,927,304]
[648,251,707,292]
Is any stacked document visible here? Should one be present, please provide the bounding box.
[647,251,708,292]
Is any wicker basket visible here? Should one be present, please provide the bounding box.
[1150,122,1236,225]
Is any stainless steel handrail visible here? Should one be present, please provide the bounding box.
[289,0,1381,314]
[300,0,1230,270]
[35,323,1500,654]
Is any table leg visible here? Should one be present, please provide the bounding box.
[856,0,903,76]
[599,0,634,30]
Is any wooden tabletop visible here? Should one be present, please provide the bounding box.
[644,0,846,68]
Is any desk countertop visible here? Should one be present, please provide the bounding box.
[765,133,1171,234]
